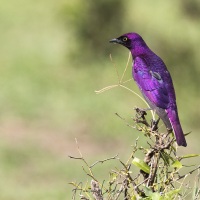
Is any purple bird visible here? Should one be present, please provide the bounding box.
[110,32,187,147]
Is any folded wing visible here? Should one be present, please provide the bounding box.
[133,57,170,109]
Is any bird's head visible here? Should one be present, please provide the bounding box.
[109,32,148,56]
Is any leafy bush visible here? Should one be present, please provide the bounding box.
[69,55,200,199]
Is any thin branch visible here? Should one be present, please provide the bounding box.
[68,156,83,160]
[95,53,155,120]
[177,165,200,181]
[95,84,118,94]
[90,154,119,168]
[119,84,150,110]
[120,52,131,83]
[114,178,127,200]
[115,113,136,129]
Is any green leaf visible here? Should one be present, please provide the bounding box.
[132,157,150,174]
[172,160,182,169]
[143,186,153,196]
[131,195,137,200]
[164,189,180,199]
[143,187,161,200]
[151,192,161,200]
[181,154,200,159]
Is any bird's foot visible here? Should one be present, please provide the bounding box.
[151,118,160,132]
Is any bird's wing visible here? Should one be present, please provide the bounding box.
[134,57,169,109]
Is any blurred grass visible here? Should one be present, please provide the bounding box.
[0,0,199,199]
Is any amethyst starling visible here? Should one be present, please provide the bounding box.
[110,32,187,147]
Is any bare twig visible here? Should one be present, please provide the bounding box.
[177,165,200,181]
[115,112,136,129]
[90,154,119,168]
[120,52,131,83]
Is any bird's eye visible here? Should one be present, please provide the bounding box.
[122,37,128,42]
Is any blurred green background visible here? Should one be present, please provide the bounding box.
[0,0,200,199]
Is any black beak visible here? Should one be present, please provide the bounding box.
[109,38,122,44]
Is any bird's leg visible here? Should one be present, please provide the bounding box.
[162,129,172,141]
[167,128,173,134]
[151,118,160,132]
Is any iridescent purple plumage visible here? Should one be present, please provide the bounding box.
[110,32,187,147]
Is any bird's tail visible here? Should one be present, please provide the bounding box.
[167,109,187,147]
